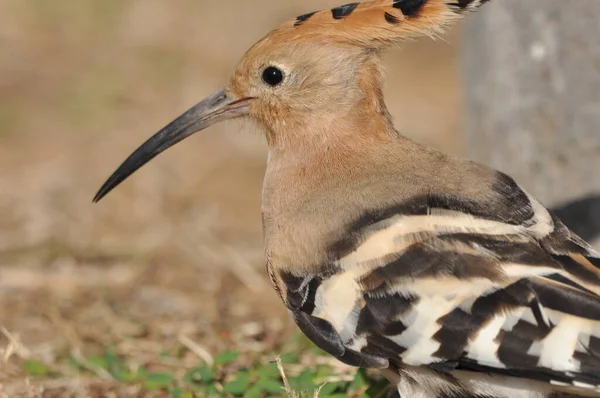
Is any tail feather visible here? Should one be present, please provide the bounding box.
[540,213,600,296]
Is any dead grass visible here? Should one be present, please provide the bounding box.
[0,0,465,396]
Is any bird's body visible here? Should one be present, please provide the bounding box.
[263,133,600,398]
[94,0,600,396]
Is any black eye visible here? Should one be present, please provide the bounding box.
[262,66,284,86]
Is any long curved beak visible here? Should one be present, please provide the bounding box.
[93,89,252,202]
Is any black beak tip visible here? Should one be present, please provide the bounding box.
[92,191,103,203]
[92,174,122,203]
[92,185,109,203]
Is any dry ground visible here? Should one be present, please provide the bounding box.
[0,0,467,396]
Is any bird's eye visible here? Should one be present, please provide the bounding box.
[262,66,284,86]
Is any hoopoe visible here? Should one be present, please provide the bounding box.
[94,1,600,397]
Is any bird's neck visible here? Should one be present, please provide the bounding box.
[270,108,397,153]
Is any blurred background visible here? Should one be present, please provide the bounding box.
[0,0,598,396]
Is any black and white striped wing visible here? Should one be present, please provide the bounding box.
[283,187,600,393]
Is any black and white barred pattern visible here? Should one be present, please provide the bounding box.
[280,172,600,398]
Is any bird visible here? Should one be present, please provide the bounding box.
[93,0,600,397]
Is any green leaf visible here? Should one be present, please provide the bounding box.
[255,377,283,393]
[113,368,140,383]
[205,384,220,396]
[136,366,148,378]
[222,370,251,395]
[184,365,214,385]
[213,350,240,366]
[23,360,50,377]
[169,387,183,398]
[86,356,109,369]
[278,352,299,363]
[102,351,119,368]
[143,372,174,389]
[288,369,316,392]
[244,385,263,398]
[317,381,347,395]
[349,368,368,390]
[315,365,334,379]
[257,363,280,381]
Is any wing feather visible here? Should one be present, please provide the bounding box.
[280,176,600,394]
[288,210,600,393]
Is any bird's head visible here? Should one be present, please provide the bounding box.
[93,0,480,202]
[226,36,375,148]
